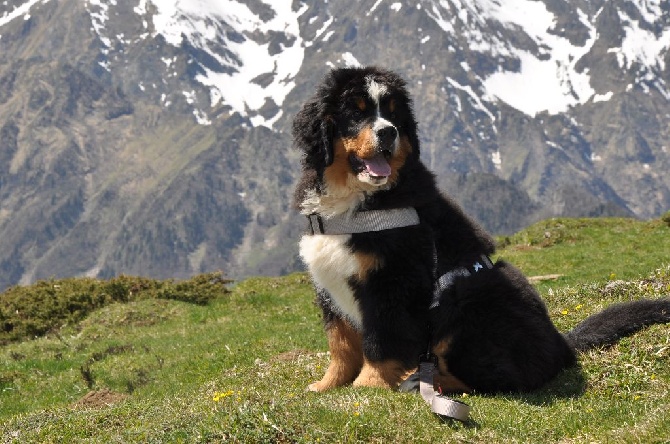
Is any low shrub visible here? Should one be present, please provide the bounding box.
[0,272,231,345]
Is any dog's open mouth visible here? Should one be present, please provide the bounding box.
[349,152,392,185]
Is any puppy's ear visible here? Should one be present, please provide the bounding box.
[320,117,335,167]
[293,98,335,170]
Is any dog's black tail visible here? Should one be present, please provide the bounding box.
[564,298,670,352]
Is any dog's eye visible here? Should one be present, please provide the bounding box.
[351,97,367,119]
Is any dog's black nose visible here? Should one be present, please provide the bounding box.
[376,125,398,148]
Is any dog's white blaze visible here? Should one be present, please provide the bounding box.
[299,234,363,329]
[366,78,387,105]
[373,117,393,130]
[367,77,399,156]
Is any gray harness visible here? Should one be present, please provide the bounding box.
[307,208,420,235]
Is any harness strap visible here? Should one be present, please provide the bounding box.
[306,208,419,235]
[417,252,493,421]
[431,254,494,309]
[419,360,470,421]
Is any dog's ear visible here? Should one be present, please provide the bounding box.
[320,117,334,167]
[395,92,421,161]
[293,98,335,169]
[405,114,421,161]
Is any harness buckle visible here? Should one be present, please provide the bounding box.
[307,214,325,235]
[419,352,437,365]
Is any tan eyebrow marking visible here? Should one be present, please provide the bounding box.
[356,97,367,111]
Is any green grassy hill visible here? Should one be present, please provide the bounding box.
[1,216,669,443]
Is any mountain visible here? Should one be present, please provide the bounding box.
[0,0,668,290]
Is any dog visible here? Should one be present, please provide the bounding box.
[292,66,670,394]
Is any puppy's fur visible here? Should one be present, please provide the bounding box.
[293,66,670,393]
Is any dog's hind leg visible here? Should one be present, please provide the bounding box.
[308,317,364,392]
[432,339,471,393]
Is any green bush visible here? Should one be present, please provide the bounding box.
[662,210,670,227]
[0,272,231,345]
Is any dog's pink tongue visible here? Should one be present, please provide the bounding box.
[362,154,392,177]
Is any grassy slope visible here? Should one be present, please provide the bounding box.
[1,217,669,443]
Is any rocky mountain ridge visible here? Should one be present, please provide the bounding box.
[0,0,668,290]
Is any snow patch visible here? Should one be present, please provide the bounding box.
[341,52,362,67]
[86,0,113,47]
[608,9,670,73]
[367,0,384,16]
[491,150,501,169]
[314,15,334,40]
[480,4,596,116]
[423,0,603,116]
[423,0,670,116]
[446,77,496,131]
[0,0,50,28]
[593,91,613,103]
[149,0,308,129]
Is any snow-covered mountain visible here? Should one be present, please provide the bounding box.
[0,0,668,289]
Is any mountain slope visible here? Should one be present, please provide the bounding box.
[0,0,668,289]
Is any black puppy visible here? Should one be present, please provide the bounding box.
[293,66,670,393]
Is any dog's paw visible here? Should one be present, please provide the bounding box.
[307,380,329,392]
[397,371,420,393]
[352,374,393,388]
[352,359,407,389]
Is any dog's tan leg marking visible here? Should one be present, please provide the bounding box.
[432,338,472,393]
[352,358,412,389]
[308,318,363,392]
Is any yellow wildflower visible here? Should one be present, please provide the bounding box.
[212,390,235,402]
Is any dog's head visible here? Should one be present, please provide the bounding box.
[293,67,419,197]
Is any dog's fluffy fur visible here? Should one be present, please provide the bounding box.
[293,66,670,394]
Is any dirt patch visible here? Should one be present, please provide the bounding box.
[271,349,313,362]
[527,274,564,284]
[512,245,541,251]
[73,389,128,409]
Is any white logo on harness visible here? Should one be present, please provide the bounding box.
[473,262,483,272]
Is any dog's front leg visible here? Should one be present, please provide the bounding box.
[351,311,423,389]
[308,317,363,392]
[352,358,412,389]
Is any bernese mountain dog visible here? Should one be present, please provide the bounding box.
[293,66,670,394]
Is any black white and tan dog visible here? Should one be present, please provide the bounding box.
[292,66,670,394]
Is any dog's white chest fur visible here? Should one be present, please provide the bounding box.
[299,234,363,329]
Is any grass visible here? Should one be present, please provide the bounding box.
[495,216,670,292]
[1,216,670,443]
